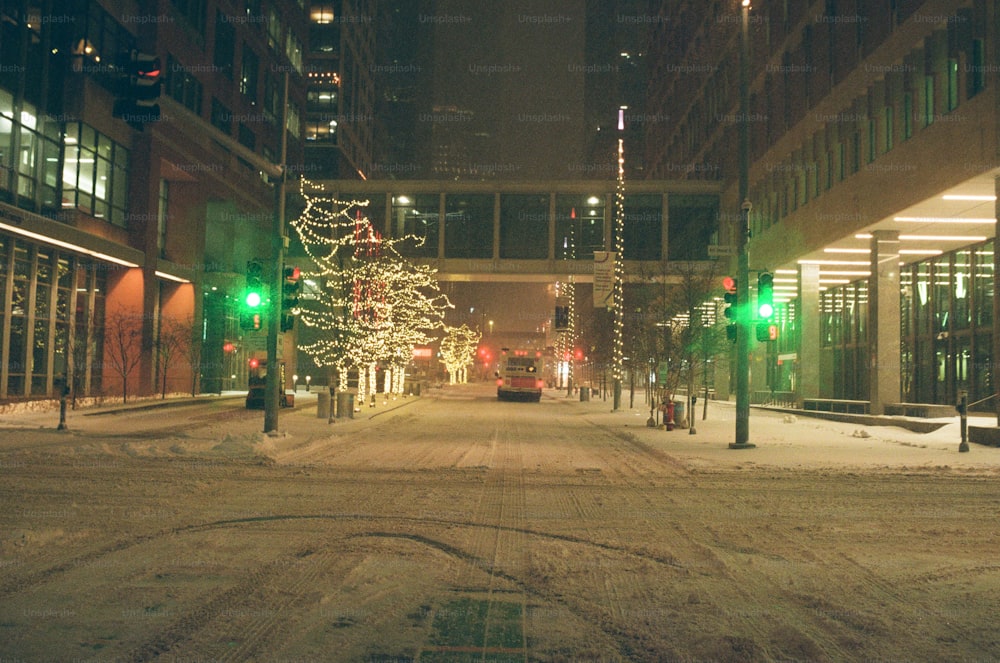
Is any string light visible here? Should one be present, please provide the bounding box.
[612,138,626,386]
[439,324,481,384]
[290,180,453,400]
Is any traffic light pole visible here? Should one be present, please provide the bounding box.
[264,73,290,434]
[731,1,754,449]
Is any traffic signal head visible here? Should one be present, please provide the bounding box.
[113,49,162,128]
[244,259,265,310]
[757,272,774,319]
[723,277,737,320]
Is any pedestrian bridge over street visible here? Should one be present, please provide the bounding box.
[309,179,724,282]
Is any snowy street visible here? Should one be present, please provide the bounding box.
[1,382,999,662]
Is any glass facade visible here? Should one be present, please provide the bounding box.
[821,240,996,410]
[326,186,718,263]
[0,235,108,399]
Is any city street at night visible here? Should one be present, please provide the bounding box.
[2,383,999,662]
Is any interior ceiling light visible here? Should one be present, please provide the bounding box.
[900,234,988,241]
[855,233,987,241]
[798,259,870,266]
[942,194,996,201]
[824,248,869,254]
[893,216,995,223]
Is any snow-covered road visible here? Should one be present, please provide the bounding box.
[1,382,998,661]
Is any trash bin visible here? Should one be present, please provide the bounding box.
[317,391,331,419]
[336,391,355,419]
[580,386,590,402]
[674,401,687,429]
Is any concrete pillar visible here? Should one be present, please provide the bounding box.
[869,229,901,415]
[797,263,821,405]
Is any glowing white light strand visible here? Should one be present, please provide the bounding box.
[612,138,626,384]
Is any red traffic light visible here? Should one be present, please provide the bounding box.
[249,358,260,369]
[223,342,235,353]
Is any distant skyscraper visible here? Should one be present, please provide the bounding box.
[416,0,587,181]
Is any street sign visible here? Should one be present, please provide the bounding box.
[708,245,736,257]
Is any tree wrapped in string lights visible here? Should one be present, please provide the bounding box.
[290,181,452,404]
[439,324,481,384]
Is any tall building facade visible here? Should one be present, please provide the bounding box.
[0,0,315,402]
[645,0,999,412]
[304,0,376,179]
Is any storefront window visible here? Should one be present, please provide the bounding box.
[953,249,971,330]
[974,240,993,327]
[932,256,950,332]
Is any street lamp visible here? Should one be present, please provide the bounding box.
[731,0,755,449]
[305,375,311,392]
[292,374,298,392]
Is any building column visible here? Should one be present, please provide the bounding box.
[869,229,901,414]
[797,263,820,405]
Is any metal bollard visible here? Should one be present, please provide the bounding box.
[957,390,969,452]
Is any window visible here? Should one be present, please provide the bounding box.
[391,194,439,258]
[902,92,913,139]
[668,194,718,261]
[946,58,958,111]
[61,123,129,227]
[166,56,204,115]
[623,194,662,261]
[238,123,255,150]
[241,46,259,100]
[499,194,548,260]
[267,8,283,51]
[214,10,235,79]
[555,195,604,260]
[444,193,493,259]
[171,0,206,36]
[923,75,934,127]
[211,98,231,134]
[285,32,303,73]
[968,39,985,98]
[157,180,169,257]
[883,106,893,152]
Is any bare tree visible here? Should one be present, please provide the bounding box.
[103,307,145,403]
[629,260,724,423]
[155,316,191,399]
[182,317,203,396]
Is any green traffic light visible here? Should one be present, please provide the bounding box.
[758,302,773,318]
[245,291,262,308]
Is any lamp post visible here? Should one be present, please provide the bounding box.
[264,71,290,434]
[731,0,755,449]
